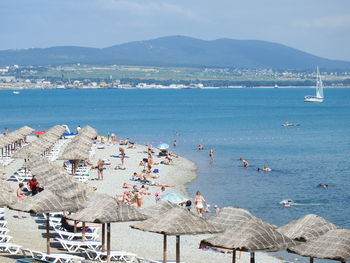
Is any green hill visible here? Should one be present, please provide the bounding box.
[0,36,349,70]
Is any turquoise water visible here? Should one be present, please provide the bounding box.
[1,88,349,260]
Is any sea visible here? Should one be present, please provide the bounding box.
[1,88,349,262]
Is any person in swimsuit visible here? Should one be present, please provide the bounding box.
[96,159,104,180]
[209,149,214,160]
[194,191,206,217]
[17,183,28,219]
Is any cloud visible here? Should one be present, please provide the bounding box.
[293,15,350,28]
[97,0,200,20]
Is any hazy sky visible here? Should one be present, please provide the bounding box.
[1,0,350,60]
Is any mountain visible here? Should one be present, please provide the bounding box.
[0,36,349,70]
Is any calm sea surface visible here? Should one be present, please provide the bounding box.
[1,88,349,261]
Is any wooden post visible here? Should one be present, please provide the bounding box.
[82,222,86,241]
[102,224,106,252]
[250,252,255,263]
[310,257,314,263]
[46,213,50,254]
[232,249,236,263]
[73,220,77,233]
[176,235,180,263]
[107,223,111,263]
[163,234,167,263]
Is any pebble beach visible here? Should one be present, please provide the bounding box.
[1,136,286,263]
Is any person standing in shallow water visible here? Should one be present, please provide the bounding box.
[209,149,214,160]
[173,140,177,147]
[194,191,206,217]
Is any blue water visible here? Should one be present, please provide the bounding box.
[1,88,349,261]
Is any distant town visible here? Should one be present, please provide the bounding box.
[1,64,350,90]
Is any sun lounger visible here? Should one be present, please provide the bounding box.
[0,220,8,227]
[137,259,186,263]
[84,248,136,263]
[53,228,98,240]
[0,234,12,242]
[0,242,22,254]
[21,248,85,263]
[0,228,9,235]
[55,238,101,252]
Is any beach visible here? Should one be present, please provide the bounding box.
[1,137,286,263]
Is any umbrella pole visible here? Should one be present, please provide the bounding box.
[46,213,50,254]
[163,234,167,263]
[82,222,86,241]
[73,220,77,233]
[102,223,106,252]
[232,249,236,263]
[310,257,314,263]
[250,252,255,263]
[176,235,180,263]
[107,223,111,263]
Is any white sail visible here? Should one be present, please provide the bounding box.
[304,66,324,103]
[315,66,324,99]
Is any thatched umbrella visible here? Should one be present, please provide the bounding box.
[208,206,257,229]
[201,218,296,263]
[277,214,339,241]
[67,193,147,263]
[9,187,88,254]
[131,206,222,263]
[0,177,17,206]
[140,201,179,218]
[287,229,350,263]
[58,149,90,174]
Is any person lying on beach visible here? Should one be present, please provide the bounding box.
[162,156,173,165]
[123,183,141,190]
[114,165,126,170]
[148,182,174,188]
[140,185,152,195]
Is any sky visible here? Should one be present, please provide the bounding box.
[1,0,350,61]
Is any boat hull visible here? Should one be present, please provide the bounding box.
[304,96,324,103]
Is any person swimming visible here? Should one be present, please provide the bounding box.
[317,183,329,189]
[263,165,272,172]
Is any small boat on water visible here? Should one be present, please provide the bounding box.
[304,66,324,103]
[280,199,294,207]
[282,121,300,127]
[13,91,20,94]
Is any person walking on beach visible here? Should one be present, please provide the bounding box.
[119,147,125,166]
[209,149,214,160]
[96,159,104,180]
[76,125,81,134]
[194,191,206,217]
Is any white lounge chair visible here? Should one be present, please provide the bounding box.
[0,234,12,242]
[0,242,22,254]
[55,238,101,252]
[54,228,98,240]
[84,248,136,263]
[21,248,85,263]
[0,228,9,235]
[0,220,8,227]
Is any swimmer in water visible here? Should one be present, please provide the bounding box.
[239,157,249,168]
[263,165,272,172]
[317,183,329,189]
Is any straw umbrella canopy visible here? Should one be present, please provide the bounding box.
[58,149,90,161]
[287,229,350,263]
[277,214,339,242]
[208,206,257,229]
[0,164,6,180]
[131,206,223,263]
[67,193,147,263]
[0,178,17,206]
[9,187,89,254]
[140,201,179,218]
[201,218,296,263]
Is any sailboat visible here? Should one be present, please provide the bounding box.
[304,67,324,103]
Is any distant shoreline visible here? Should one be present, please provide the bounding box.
[1,86,350,90]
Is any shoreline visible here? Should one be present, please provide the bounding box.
[1,86,350,91]
[1,139,287,263]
